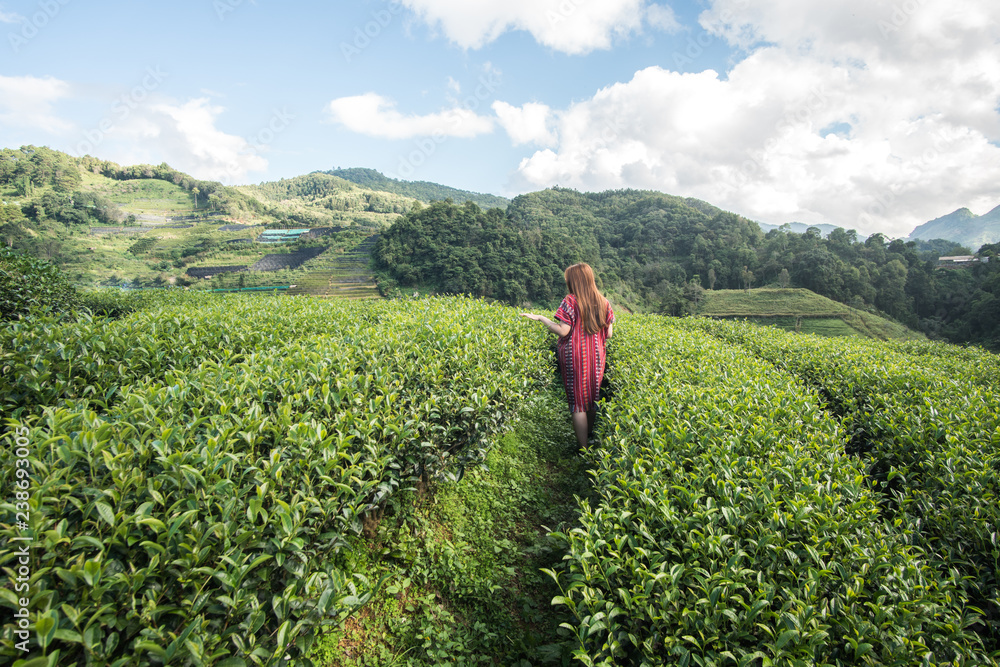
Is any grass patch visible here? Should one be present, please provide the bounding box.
[88,176,198,215]
[734,315,861,338]
[696,288,923,341]
[309,390,590,666]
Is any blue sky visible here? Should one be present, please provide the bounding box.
[2,0,999,237]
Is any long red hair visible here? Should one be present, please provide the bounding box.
[564,263,608,335]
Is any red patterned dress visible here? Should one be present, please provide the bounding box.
[554,294,615,413]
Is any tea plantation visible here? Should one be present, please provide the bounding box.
[1,293,997,666]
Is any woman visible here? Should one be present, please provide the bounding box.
[521,263,615,450]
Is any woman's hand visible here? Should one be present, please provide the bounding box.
[521,312,570,337]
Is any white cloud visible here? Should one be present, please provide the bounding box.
[0,73,276,184]
[507,0,1000,237]
[645,3,681,32]
[492,101,556,146]
[146,99,269,184]
[0,75,73,133]
[400,0,654,54]
[326,92,495,139]
[72,97,270,184]
[0,9,23,22]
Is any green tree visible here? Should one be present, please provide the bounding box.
[14,173,33,197]
[874,258,911,323]
[778,268,790,288]
[684,277,705,313]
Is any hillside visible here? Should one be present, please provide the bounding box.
[2,145,371,228]
[325,167,509,209]
[696,287,923,340]
[908,204,1000,248]
[235,172,416,227]
[372,187,761,310]
[0,146,398,291]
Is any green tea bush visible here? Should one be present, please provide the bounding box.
[0,247,78,321]
[884,338,1000,390]
[75,289,195,320]
[0,294,551,665]
[688,318,1000,656]
[549,315,991,666]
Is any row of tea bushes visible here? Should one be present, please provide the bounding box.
[687,318,1000,654]
[548,315,992,666]
[0,294,551,665]
[883,338,1000,390]
[0,294,363,420]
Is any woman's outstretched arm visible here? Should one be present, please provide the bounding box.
[520,312,571,337]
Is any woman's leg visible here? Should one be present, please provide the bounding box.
[572,410,588,450]
[586,407,596,436]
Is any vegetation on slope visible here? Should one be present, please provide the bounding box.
[235,172,415,228]
[0,147,394,289]
[696,287,923,340]
[326,167,509,210]
[909,205,1000,249]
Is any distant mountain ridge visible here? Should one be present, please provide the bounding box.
[908,205,1000,249]
[324,167,509,210]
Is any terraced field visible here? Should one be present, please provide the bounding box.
[286,235,380,299]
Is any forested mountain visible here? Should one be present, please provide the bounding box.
[0,145,271,224]
[325,167,509,210]
[236,172,415,222]
[1,147,450,240]
[909,205,1000,248]
[373,188,1000,351]
[372,188,757,307]
[0,147,423,259]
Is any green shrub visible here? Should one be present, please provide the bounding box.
[549,315,992,666]
[687,317,1000,657]
[0,247,78,320]
[0,295,551,665]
